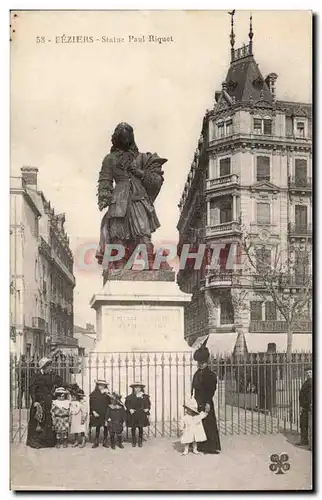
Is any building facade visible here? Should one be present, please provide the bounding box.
[74,322,96,356]
[10,167,77,358]
[177,17,312,353]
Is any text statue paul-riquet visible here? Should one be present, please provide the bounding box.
[95,122,168,269]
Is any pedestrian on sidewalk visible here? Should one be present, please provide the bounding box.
[51,387,71,448]
[180,397,208,456]
[26,357,63,449]
[125,382,151,448]
[105,392,126,449]
[297,366,312,446]
[191,337,221,454]
[89,380,111,448]
[69,384,88,448]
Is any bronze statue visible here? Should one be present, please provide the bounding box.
[96,122,167,269]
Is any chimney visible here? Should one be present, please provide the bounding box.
[21,166,38,189]
[265,73,278,102]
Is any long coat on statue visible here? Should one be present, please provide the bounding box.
[191,366,221,453]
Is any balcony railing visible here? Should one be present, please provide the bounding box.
[32,317,46,330]
[288,223,312,237]
[38,237,51,258]
[288,176,312,190]
[51,334,78,347]
[206,174,239,192]
[206,220,241,238]
[249,320,312,333]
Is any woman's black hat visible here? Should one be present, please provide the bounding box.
[193,336,210,363]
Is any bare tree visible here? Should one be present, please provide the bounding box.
[240,228,312,359]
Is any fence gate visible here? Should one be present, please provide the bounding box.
[10,351,312,443]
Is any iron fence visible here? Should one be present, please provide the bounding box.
[10,351,312,443]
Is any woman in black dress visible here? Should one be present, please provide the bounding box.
[191,338,221,454]
[26,357,63,448]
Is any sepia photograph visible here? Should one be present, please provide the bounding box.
[9,9,312,491]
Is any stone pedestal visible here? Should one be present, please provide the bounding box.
[90,270,192,352]
[77,271,193,429]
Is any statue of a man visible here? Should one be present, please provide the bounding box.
[96,122,167,268]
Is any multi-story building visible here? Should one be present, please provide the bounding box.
[177,16,312,353]
[74,322,96,356]
[10,167,78,358]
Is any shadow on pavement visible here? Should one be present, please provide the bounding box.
[172,440,184,454]
[283,430,311,452]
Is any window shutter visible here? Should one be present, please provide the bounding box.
[263,119,272,135]
[250,301,262,321]
[257,203,270,224]
[265,302,277,321]
[295,159,307,184]
[257,156,270,182]
[220,158,231,177]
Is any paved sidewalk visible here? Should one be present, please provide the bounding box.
[11,434,312,491]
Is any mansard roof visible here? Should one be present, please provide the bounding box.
[224,54,273,105]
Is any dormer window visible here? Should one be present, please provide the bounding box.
[253,117,272,135]
[225,119,233,136]
[296,121,305,138]
[217,118,233,138]
[217,122,224,138]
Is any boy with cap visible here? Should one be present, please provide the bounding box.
[125,382,151,447]
[105,392,126,449]
[89,380,111,448]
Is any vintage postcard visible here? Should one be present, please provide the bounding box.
[10,10,312,491]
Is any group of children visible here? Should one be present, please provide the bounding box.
[50,380,151,449]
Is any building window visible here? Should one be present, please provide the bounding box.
[296,121,305,138]
[250,301,262,321]
[295,205,308,231]
[265,302,277,321]
[253,118,272,135]
[220,299,234,325]
[217,122,224,138]
[34,259,38,281]
[295,159,307,186]
[220,157,231,177]
[253,118,262,134]
[257,202,271,225]
[256,156,270,182]
[255,247,271,273]
[225,119,233,136]
[220,202,232,224]
[263,119,272,135]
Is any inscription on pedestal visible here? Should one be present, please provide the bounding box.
[101,307,182,350]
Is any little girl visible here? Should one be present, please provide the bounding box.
[180,398,208,456]
[125,382,151,448]
[51,387,71,448]
[69,385,88,448]
[105,392,126,449]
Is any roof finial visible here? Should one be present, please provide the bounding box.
[249,13,253,55]
[228,10,236,62]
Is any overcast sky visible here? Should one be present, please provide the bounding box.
[10,10,312,327]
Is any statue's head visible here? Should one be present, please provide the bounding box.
[111,122,137,152]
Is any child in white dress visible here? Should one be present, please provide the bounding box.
[69,386,88,448]
[180,398,208,456]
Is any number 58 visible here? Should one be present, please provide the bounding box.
[36,36,46,43]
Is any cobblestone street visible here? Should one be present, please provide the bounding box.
[11,433,312,491]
